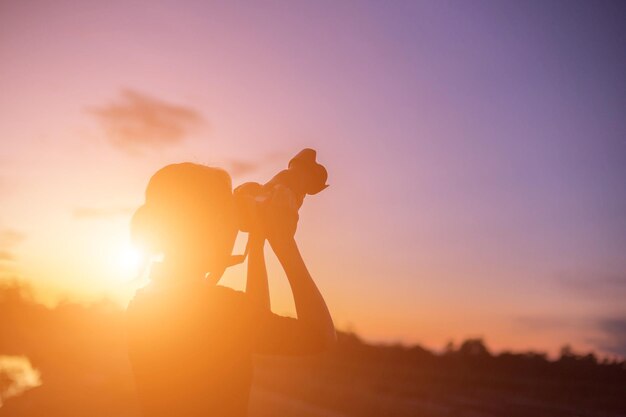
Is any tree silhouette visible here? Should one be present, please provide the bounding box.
[458,338,490,357]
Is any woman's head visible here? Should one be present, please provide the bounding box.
[131,163,238,274]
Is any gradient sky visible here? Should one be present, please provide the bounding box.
[1,0,625,357]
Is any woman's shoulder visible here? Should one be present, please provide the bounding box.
[211,285,264,319]
[126,282,252,315]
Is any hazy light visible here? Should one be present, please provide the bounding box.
[115,244,144,281]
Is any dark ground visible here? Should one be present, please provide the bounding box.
[1,283,625,417]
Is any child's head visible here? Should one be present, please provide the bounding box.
[131,163,238,274]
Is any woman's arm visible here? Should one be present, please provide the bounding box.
[268,236,336,349]
[264,185,336,350]
[245,234,270,310]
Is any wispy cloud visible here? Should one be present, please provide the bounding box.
[513,316,584,331]
[557,271,626,300]
[0,251,15,262]
[513,314,626,358]
[224,151,290,178]
[0,229,24,257]
[0,230,24,248]
[88,89,205,153]
[0,355,42,406]
[225,160,259,177]
[595,317,626,358]
[554,271,626,357]
[73,207,133,220]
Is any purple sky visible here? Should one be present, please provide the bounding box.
[1,0,625,356]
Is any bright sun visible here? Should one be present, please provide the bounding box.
[116,244,144,278]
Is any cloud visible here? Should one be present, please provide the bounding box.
[513,314,626,358]
[0,230,24,264]
[224,151,290,178]
[557,271,626,301]
[73,207,133,220]
[88,89,205,153]
[0,230,24,248]
[0,251,15,262]
[555,272,626,357]
[595,318,626,357]
[0,355,42,405]
[225,160,259,177]
[513,316,584,331]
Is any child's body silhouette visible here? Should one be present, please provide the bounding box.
[126,163,335,417]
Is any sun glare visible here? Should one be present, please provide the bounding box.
[116,244,144,279]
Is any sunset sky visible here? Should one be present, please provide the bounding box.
[1,0,625,357]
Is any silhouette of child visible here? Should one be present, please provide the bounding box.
[126,163,335,417]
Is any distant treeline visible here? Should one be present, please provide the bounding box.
[332,331,626,385]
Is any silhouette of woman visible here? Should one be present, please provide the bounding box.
[125,163,335,417]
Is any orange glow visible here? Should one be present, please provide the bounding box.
[1,0,624,364]
[2,1,626,414]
